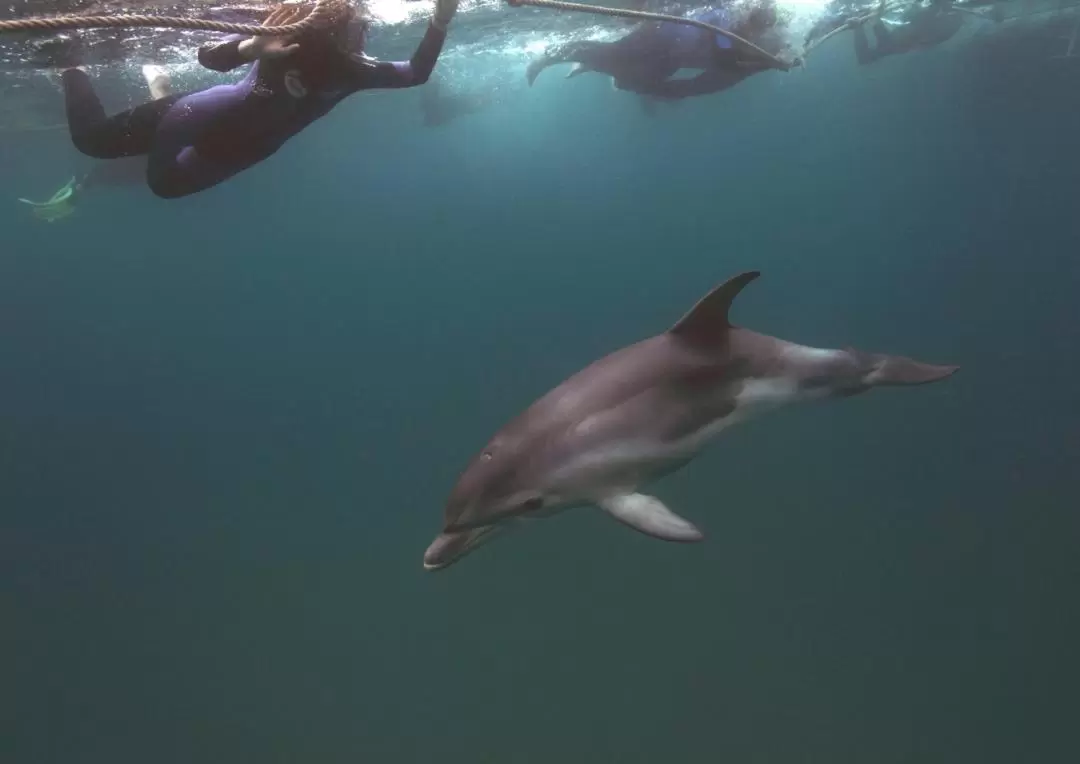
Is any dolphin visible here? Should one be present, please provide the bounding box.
[423,271,958,571]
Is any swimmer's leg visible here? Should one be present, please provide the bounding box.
[852,21,882,65]
[61,68,179,159]
[870,20,897,55]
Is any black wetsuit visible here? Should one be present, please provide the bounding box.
[62,22,447,198]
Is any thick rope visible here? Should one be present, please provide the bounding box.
[802,2,905,55]
[0,0,335,35]
[505,0,796,71]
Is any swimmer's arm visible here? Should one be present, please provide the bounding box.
[344,21,448,89]
[197,34,253,72]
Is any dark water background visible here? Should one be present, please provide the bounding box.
[2,19,1078,763]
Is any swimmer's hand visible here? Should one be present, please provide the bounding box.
[433,0,460,31]
[238,5,304,60]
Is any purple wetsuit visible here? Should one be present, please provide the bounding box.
[62,21,447,198]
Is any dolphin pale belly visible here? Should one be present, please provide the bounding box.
[423,271,958,571]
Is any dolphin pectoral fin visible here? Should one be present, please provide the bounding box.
[598,493,704,543]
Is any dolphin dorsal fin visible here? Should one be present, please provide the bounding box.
[669,271,760,346]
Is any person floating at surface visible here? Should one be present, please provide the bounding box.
[525,3,789,103]
[850,0,964,65]
[19,65,172,222]
[58,0,459,199]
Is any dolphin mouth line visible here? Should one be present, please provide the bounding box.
[442,518,493,534]
[443,500,539,534]
[423,524,500,572]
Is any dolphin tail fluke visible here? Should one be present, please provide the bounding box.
[598,493,704,543]
[854,349,960,386]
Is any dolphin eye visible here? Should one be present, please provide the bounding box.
[480,451,493,462]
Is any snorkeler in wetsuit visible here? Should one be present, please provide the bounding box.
[851,0,964,65]
[525,3,786,100]
[58,0,459,199]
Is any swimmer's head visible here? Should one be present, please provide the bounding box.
[271,0,370,52]
[735,0,778,38]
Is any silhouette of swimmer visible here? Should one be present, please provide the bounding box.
[57,0,459,199]
[852,0,965,65]
[420,75,492,127]
[525,3,785,101]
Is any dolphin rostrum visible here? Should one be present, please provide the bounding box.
[423,271,958,571]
